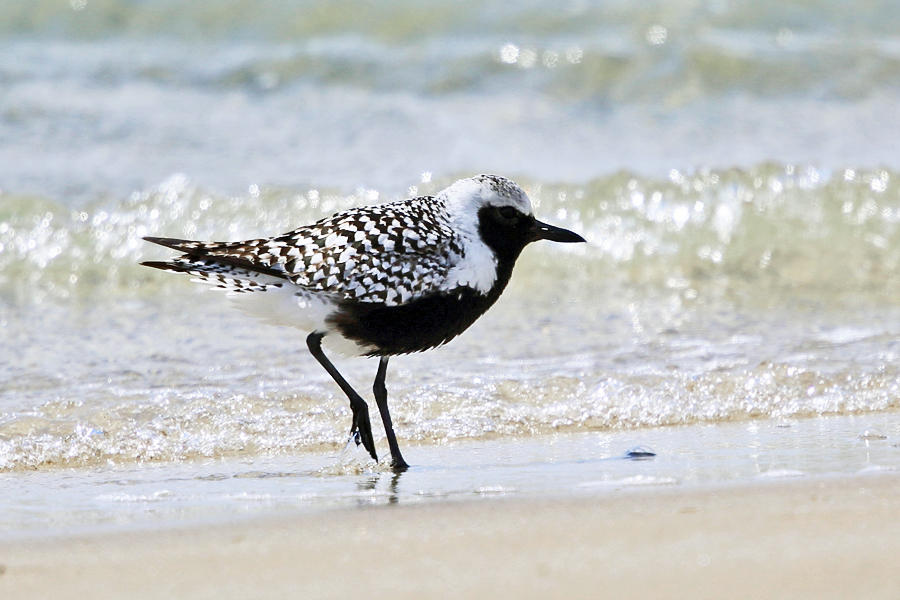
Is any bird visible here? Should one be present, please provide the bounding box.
[141,174,585,471]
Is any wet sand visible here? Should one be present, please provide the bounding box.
[4,473,899,599]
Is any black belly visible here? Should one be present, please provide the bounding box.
[328,287,502,356]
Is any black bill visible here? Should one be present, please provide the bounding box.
[530,219,586,243]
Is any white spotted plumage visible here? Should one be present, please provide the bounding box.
[175,194,462,306]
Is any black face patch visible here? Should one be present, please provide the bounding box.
[476,205,535,263]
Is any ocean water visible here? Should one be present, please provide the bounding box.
[1,0,899,502]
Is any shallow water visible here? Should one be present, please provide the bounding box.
[2,413,898,540]
[2,166,898,471]
[1,1,899,520]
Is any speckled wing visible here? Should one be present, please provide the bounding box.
[179,196,463,306]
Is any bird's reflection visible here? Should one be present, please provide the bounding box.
[355,470,405,505]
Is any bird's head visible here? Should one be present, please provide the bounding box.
[440,174,585,261]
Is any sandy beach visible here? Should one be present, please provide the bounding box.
[4,472,899,599]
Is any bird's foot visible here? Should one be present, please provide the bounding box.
[349,410,378,463]
[390,456,410,473]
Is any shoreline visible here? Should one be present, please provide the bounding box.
[4,472,900,599]
[2,412,898,543]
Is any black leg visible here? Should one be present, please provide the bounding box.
[373,356,409,471]
[306,332,378,462]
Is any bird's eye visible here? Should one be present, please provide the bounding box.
[498,206,518,219]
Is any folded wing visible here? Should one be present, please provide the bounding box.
[142,197,461,306]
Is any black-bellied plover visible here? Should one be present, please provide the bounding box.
[142,174,585,470]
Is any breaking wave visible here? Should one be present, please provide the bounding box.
[2,164,898,305]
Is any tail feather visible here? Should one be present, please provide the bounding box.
[141,236,287,279]
[140,260,192,273]
[142,236,206,253]
[142,257,284,294]
[142,232,287,294]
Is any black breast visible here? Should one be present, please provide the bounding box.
[328,282,506,356]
